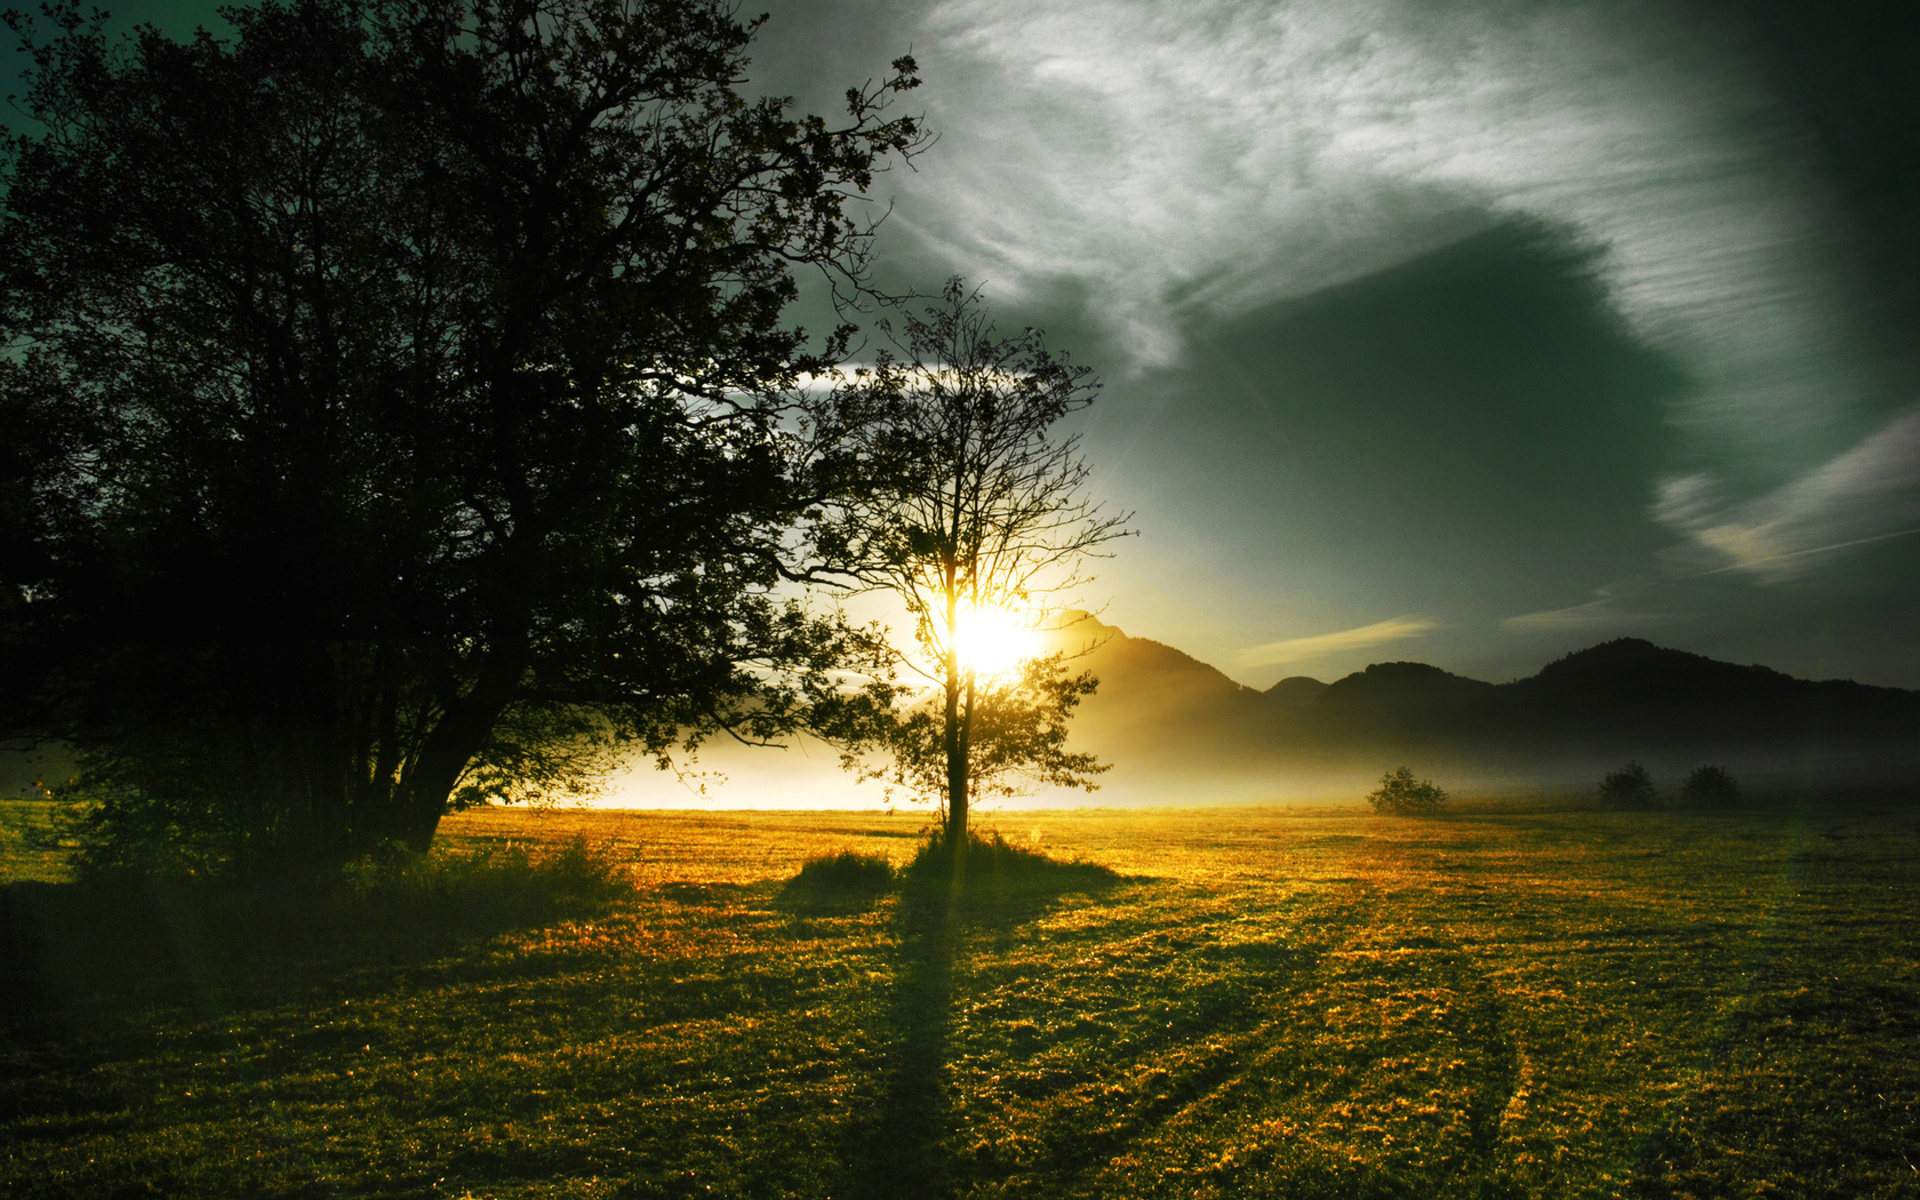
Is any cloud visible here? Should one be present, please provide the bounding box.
[1651,404,1920,583]
[1238,616,1437,668]
[1501,596,1685,634]
[893,0,1873,462]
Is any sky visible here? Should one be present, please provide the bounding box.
[752,0,1920,690]
[9,0,1918,690]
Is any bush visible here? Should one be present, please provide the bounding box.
[1367,767,1448,815]
[783,849,897,903]
[905,828,1122,898]
[1681,764,1742,807]
[1598,761,1658,808]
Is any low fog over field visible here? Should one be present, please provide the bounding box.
[607,613,1920,809]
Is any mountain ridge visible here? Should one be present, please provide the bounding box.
[1043,615,1920,801]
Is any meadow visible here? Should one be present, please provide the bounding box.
[3,796,1918,1199]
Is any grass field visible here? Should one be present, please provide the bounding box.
[3,797,1919,1198]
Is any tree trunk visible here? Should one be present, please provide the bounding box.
[944,670,968,852]
[393,642,528,852]
[942,573,968,876]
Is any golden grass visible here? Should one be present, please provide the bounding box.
[3,798,1918,1198]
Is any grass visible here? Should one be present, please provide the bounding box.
[2,797,1919,1198]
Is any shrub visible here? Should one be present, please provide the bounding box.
[1367,767,1448,815]
[1681,764,1742,807]
[784,849,898,902]
[1598,761,1658,808]
[905,828,1122,898]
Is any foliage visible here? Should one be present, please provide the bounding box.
[1598,760,1659,808]
[816,282,1130,847]
[0,0,926,864]
[0,799,73,884]
[1681,764,1743,807]
[1366,766,1449,815]
[842,650,1107,814]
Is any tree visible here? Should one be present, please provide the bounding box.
[1598,761,1658,808]
[817,282,1130,862]
[1681,764,1742,807]
[0,0,926,867]
[1367,766,1447,815]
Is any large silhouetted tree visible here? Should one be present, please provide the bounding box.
[0,0,925,867]
[818,282,1130,865]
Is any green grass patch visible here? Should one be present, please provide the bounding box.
[3,801,1919,1198]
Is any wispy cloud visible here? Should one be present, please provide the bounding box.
[1238,616,1437,668]
[1501,595,1686,635]
[896,0,1868,459]
[1652,405,1920,583]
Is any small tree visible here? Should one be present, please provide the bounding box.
[818,282,1130,862]
[1681,764,1742,807]
[1598,761,1658,808]
[1367,767,1448,815]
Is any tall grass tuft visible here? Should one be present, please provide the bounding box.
[905,827,1123,900]
[781,848,898,908]
[339,835,638,927]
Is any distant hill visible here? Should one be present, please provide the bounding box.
[1264,676,1329,706]
[1037,618,1920,803]
[595,618,1918,807]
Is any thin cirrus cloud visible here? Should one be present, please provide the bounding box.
[899,0,1870,459]
[1651,404,1920,584]
[1238,616,1438,669]
[1501,594,1685,635]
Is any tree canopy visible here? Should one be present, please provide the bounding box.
[1598,761,1658,808]
[1367,767,1448,816]
[0,0,925,867]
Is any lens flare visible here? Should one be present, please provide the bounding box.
[954,604,1039,679]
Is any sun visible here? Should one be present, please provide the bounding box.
[954,603,1040,679]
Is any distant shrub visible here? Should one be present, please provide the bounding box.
[785,848,897,901]
[1367,767,1448,815]
[1681,764,1742,807]
[1598,761,1658,809]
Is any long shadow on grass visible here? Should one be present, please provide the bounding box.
[842,834,1127,1200]
[0,840,635,1048]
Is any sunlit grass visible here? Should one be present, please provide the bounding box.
[3,798,1918,1198]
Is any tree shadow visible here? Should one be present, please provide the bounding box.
[0,846,636,1047]
[842,844,1131,1198]
[843,887,961,1200]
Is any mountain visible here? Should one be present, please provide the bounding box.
[1036,613,1272,772]
[600,618,1918,807]
[1264,676,1329,706]
[1039,620,1920,803]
